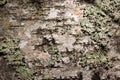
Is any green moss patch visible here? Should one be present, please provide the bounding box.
[0,36,34,80]
[79,51,112,68]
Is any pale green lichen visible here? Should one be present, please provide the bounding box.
[80,4,113,48]
[94,0,120,22]
[0,36,34,80]
[79,51,112,68]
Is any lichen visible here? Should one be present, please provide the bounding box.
[94,0,120,23]
[0,36,34,80]
[79,51,112,68]
[80,4,115,49]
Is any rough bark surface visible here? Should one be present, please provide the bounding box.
[0,0,120,80]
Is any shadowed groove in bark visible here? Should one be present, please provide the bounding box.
[91,71,101,80]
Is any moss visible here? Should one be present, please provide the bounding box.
[94,0,120,23]
[82,0,120,49]
[0,36,34,80]
[79,51,112,68]
[80,4,114,49]
[83,0,120,23]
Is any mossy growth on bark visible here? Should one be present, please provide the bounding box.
[79,0,118,69]
[81,5,112,50]
[0,36,34,80]
[83,0,120,24]
[79,51,112,68]
[94,0,120,23]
